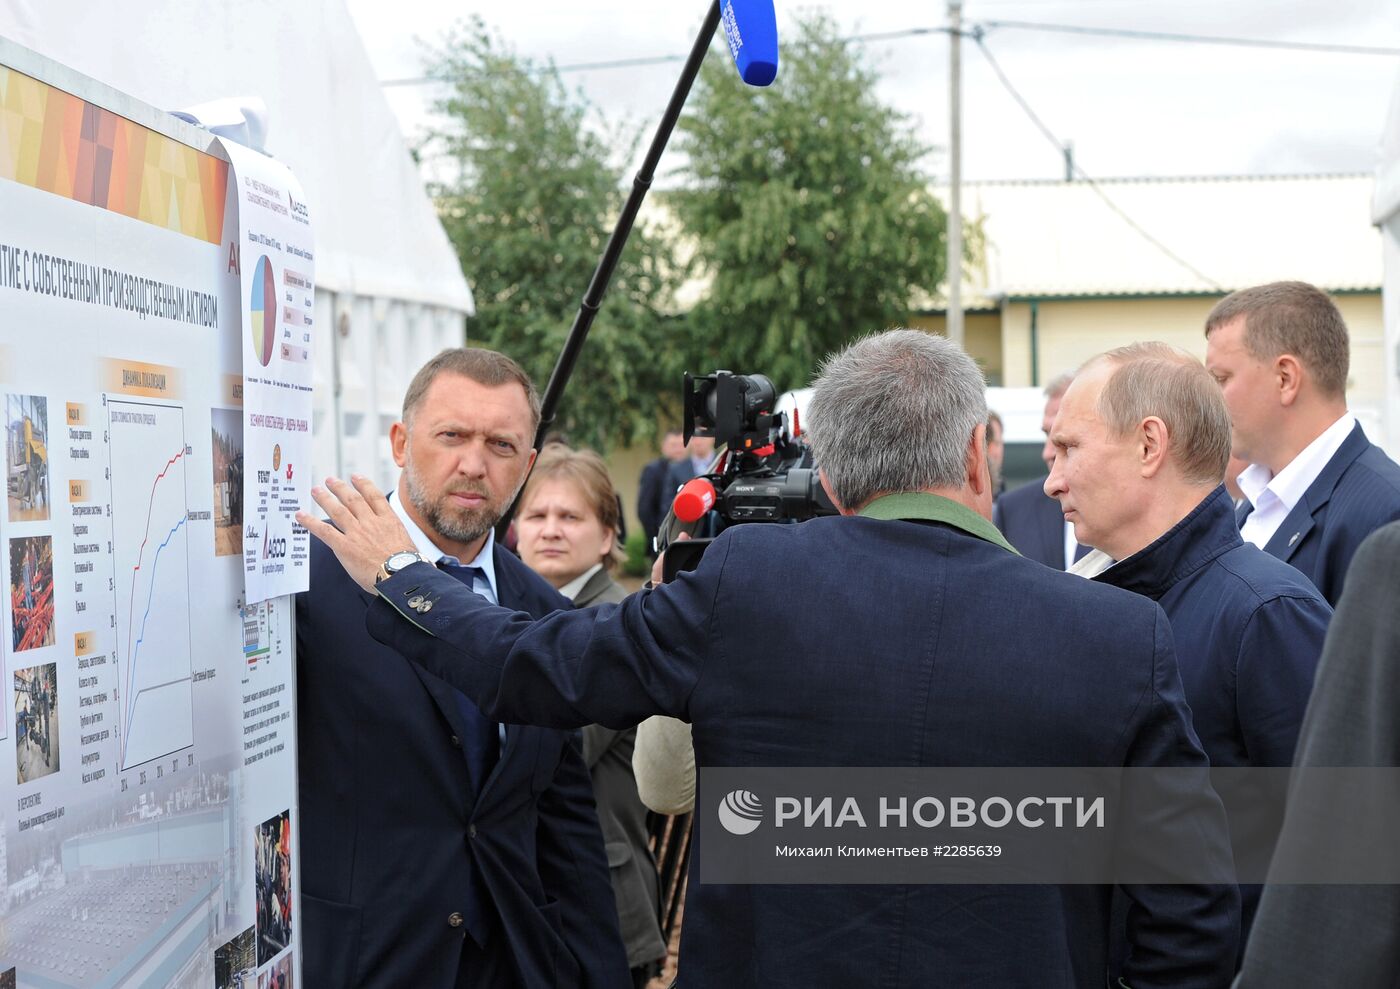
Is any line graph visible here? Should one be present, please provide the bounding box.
[109,400,195,771]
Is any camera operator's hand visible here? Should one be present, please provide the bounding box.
[650,531,690,587]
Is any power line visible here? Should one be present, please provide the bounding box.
[383,53,685,85]
[971,31,1224,290]
[380,25,958,87]
[981,19,1400,57]
[379,19,1399,87]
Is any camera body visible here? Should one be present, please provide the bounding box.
[662,370,836,577]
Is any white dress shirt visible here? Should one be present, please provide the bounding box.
[1238,413,1356,550]
[1062,520,1079,572]
[389,488,499,604]
[389,488,506,742]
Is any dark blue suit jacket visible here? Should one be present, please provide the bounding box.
[636,456,671,549]
[993,476,1087,568]
[1242,422,1400,606]
[296,537,627,989]
[368,511,1240,987]
[1095,486,1331,943]
[663,457,703,498]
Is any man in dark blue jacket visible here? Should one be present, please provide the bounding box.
[636,429,685,557]
[296,348,627,989]
[1046,342,1331,948]
[1204,281,1400,605]
[993,372,1090,568]
[302,329,1240,987]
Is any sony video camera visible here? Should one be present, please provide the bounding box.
[659,370,837,579]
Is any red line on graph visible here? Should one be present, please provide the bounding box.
[122,446,188,743]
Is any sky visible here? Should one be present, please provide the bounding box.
[344,0,1400,186]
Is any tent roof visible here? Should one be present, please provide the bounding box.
[0,0,472,313]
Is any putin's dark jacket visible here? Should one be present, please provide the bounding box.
[1094,485,1331,942]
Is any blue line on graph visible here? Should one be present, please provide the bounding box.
[121,514,188,766]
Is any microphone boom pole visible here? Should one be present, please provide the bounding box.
[497,0,724,537]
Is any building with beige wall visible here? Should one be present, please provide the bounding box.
[919,173,1386,440]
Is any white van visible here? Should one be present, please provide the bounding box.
[986,387,1050,490]
[778,386,1050,491]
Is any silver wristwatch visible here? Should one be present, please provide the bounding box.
[376,550,424,584]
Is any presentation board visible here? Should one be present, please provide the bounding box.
[0,52,302,988]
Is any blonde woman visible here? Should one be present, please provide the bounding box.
[516,447,665,986]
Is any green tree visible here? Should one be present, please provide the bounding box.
[424,19,680,450]
[670,13,949,392]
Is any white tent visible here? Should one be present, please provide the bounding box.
[0,0,474,483]
[1373,66,1400,459]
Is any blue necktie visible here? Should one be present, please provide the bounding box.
[437,562,499,793]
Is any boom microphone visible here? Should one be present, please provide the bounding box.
[499,0,779,538]
[721,0,779,86]
[673,477,718,523]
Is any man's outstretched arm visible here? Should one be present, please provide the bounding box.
[298,474,720,730]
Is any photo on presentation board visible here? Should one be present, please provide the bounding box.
[255,809,293,966]
[215,925,257,989]
[258,950,293,989]
[14,662,59,784]
[5,395,49,524]
[212,408,245,558]
[8,535,55,652]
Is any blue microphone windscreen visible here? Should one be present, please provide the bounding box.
[721,0,779,87]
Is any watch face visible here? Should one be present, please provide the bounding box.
[386,552,420,573]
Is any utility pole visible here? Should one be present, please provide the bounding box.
[947,0,964,347]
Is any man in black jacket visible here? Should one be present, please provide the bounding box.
[993,372,1090,568]
[636,429,685,558]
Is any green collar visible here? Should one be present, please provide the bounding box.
[857,492,1018,554]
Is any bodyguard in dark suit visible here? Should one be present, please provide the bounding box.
[304,329,1240,987]
[991,372,1089,568]
[993,477,1087,568]
[296,348,626,989]
[1239,420,1400,606]
[1205,281,1400,605]
[637,430,685,557]
[1047,344,1331,950]
[663,435,715,498]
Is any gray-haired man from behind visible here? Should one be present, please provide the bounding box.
[300,328,1239,986]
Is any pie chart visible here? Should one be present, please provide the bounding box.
[250,256,276,367]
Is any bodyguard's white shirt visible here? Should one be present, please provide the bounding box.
[1238,413,1356,550]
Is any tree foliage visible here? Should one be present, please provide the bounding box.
[425,19,679,450]
[670,13,948,392]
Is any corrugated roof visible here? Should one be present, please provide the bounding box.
[934,173,1381,303]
